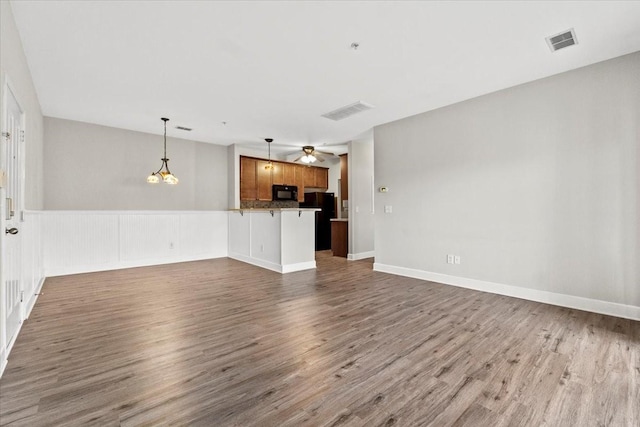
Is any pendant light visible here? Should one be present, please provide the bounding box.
[264,138,274,170]
[147,117,179,185]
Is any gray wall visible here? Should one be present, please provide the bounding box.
[374,52,639,307]
[1,0,44,210]
[44,117,228,210]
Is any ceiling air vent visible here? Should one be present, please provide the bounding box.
[175,126,192,131]
[321,101,374,121]
[546,28,577,52]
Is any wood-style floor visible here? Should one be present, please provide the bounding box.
[1,252,638,426]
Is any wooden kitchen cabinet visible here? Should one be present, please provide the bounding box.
[302,165,328,189]
[271,162,284,185]
[315,167,328,189]
[303,166,315,187]
[331,220,348,258]
[282,163,296,186]
[240,155,327,201]
[340,154,348,202]
[256,160,273,200]
[240,157,257,200]
[295,165,305,201]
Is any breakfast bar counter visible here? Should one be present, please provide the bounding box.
[228,208,320,273]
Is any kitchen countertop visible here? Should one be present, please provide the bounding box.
[229,208,320,212]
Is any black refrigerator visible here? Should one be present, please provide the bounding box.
[302,192,336,251]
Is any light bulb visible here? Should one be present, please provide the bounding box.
[163,173,179,185]
[301,156,310,164]
[308,154,317,163]
[147,173,160,184]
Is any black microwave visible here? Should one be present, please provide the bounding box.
[272,185,298,201]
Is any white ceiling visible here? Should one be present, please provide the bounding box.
[10,1,640,151]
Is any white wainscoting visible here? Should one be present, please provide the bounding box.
[42,211,229,277]
[21,212,45,317]
[1,211,45,377]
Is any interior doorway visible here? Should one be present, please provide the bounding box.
[1,82,25,355]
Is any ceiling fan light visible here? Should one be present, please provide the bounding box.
[308,154,317,163]
[301,156,311,164]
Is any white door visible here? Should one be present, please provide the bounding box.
[2,85,24,350]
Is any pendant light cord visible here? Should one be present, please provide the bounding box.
[163,118,168,160]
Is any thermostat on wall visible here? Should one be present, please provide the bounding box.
[379,187,388,193]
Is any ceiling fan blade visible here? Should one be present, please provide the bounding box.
[314,150,337,157]
[313,152,326,162]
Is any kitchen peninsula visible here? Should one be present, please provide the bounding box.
[228,208,320,273]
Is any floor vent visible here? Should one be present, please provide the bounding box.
[546,28,578,52]
[321,101,374,121]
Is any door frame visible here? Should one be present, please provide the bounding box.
[0,73,27,372]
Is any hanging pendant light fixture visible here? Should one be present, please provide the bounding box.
[264,138,274,170]
[147,117,179,185]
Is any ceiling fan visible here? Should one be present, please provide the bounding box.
[292,145,335,164]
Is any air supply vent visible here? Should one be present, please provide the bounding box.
[321,101,374,121]
[546,28,577,52]
[175,126,192,131]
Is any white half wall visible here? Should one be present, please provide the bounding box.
[374,52,640,316]
[42,211,228,276]
[228,209,316,273]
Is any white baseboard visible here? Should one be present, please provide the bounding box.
[0,349,6,379]
[45,254,226,277]
[25,277,45,319]
[229,252,316,274]
[373,263,640,321]
[282,261,316,273]
[348,251,375,261]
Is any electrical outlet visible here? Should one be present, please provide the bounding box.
[384,205,393,213]
[454,255,461,265]
[447,254,454,264]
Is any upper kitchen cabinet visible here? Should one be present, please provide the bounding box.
[256,160,273,200]
[240,156,328,201]
[315,167,328,189]
[294,165,305,202]
[282,163,296,186]
[302,165,329,189]
[240,157,257,200]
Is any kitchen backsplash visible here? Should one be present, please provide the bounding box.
[240,200,299,209]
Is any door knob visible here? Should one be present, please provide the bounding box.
[5,228,18,235]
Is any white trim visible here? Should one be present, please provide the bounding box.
[0,351,6,378]
[228,252,283,273]
[228,252,316,274]
[24,277,45,319]
[46,254,224,277]
[373,263,640,321]
[281,261,316,273]
[348,251,375,261]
